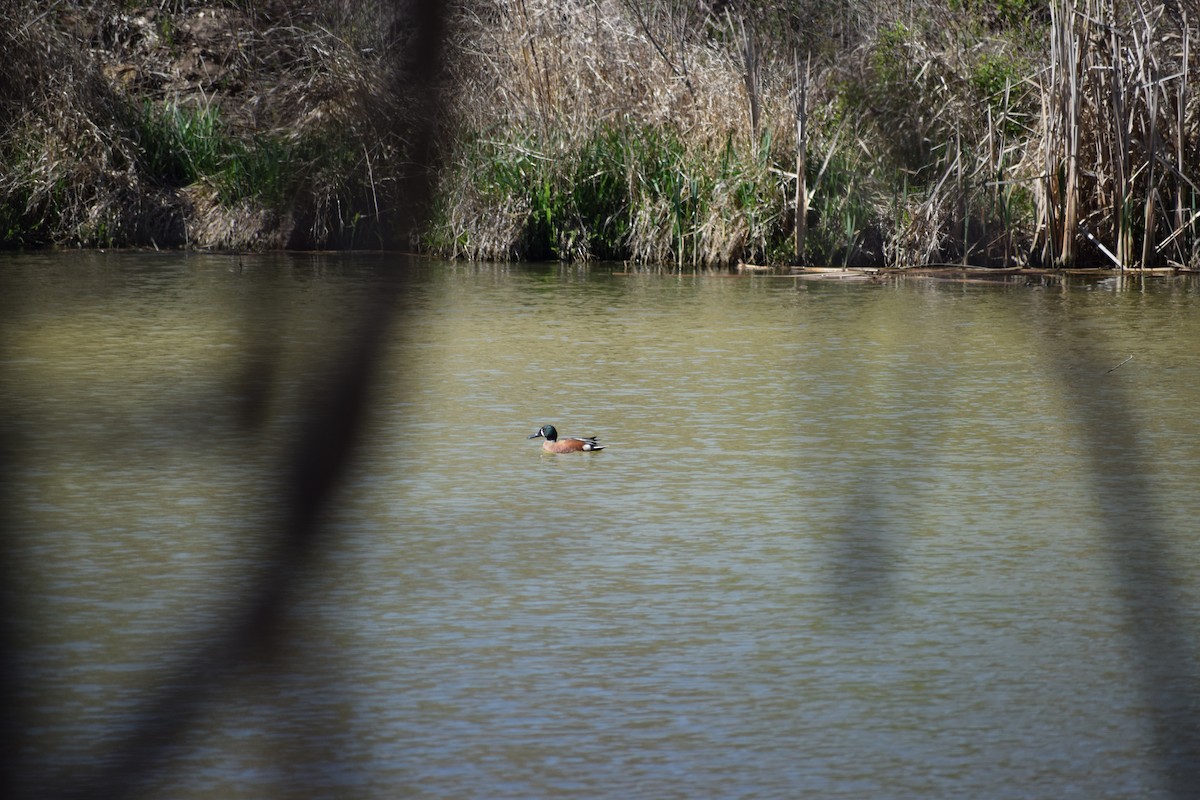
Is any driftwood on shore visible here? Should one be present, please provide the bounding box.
[612,264,1198,281]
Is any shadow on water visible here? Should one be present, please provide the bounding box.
[0,2,443,799]
[826,283,1200,799]
[1050,336,1200,797]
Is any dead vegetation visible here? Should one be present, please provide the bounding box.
[1,0,412,249]
[430,0,1045,266]
[1035,0,1199,268]
[431,0,1199,268]
[2,1,1197,267]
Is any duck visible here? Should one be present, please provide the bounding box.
[528,424,605,453]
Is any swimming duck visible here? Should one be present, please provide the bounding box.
[528,424,605,453]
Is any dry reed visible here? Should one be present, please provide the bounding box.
[1033,0,1199,268]
[434,0,797,265]
[4,0,1198,266]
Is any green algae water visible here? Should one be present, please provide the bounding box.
[3,252,1200,799]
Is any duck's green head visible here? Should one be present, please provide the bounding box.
[528,424,558,441]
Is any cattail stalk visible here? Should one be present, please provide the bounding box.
[794,52,810,264]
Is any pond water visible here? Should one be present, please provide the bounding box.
[2,252,1200,799]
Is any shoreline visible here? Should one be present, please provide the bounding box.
[3,2,1197,270]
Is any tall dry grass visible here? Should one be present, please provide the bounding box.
[432,0,1199,269]
[4,0,1197,266]
[1034,0,1199,268]
[429,0,1058,267]
[432,0,801,265]
[0,2,152,246]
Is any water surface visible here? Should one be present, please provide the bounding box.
[2,253,1199,799]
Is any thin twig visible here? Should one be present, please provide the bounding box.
[1106,354,1134,374]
